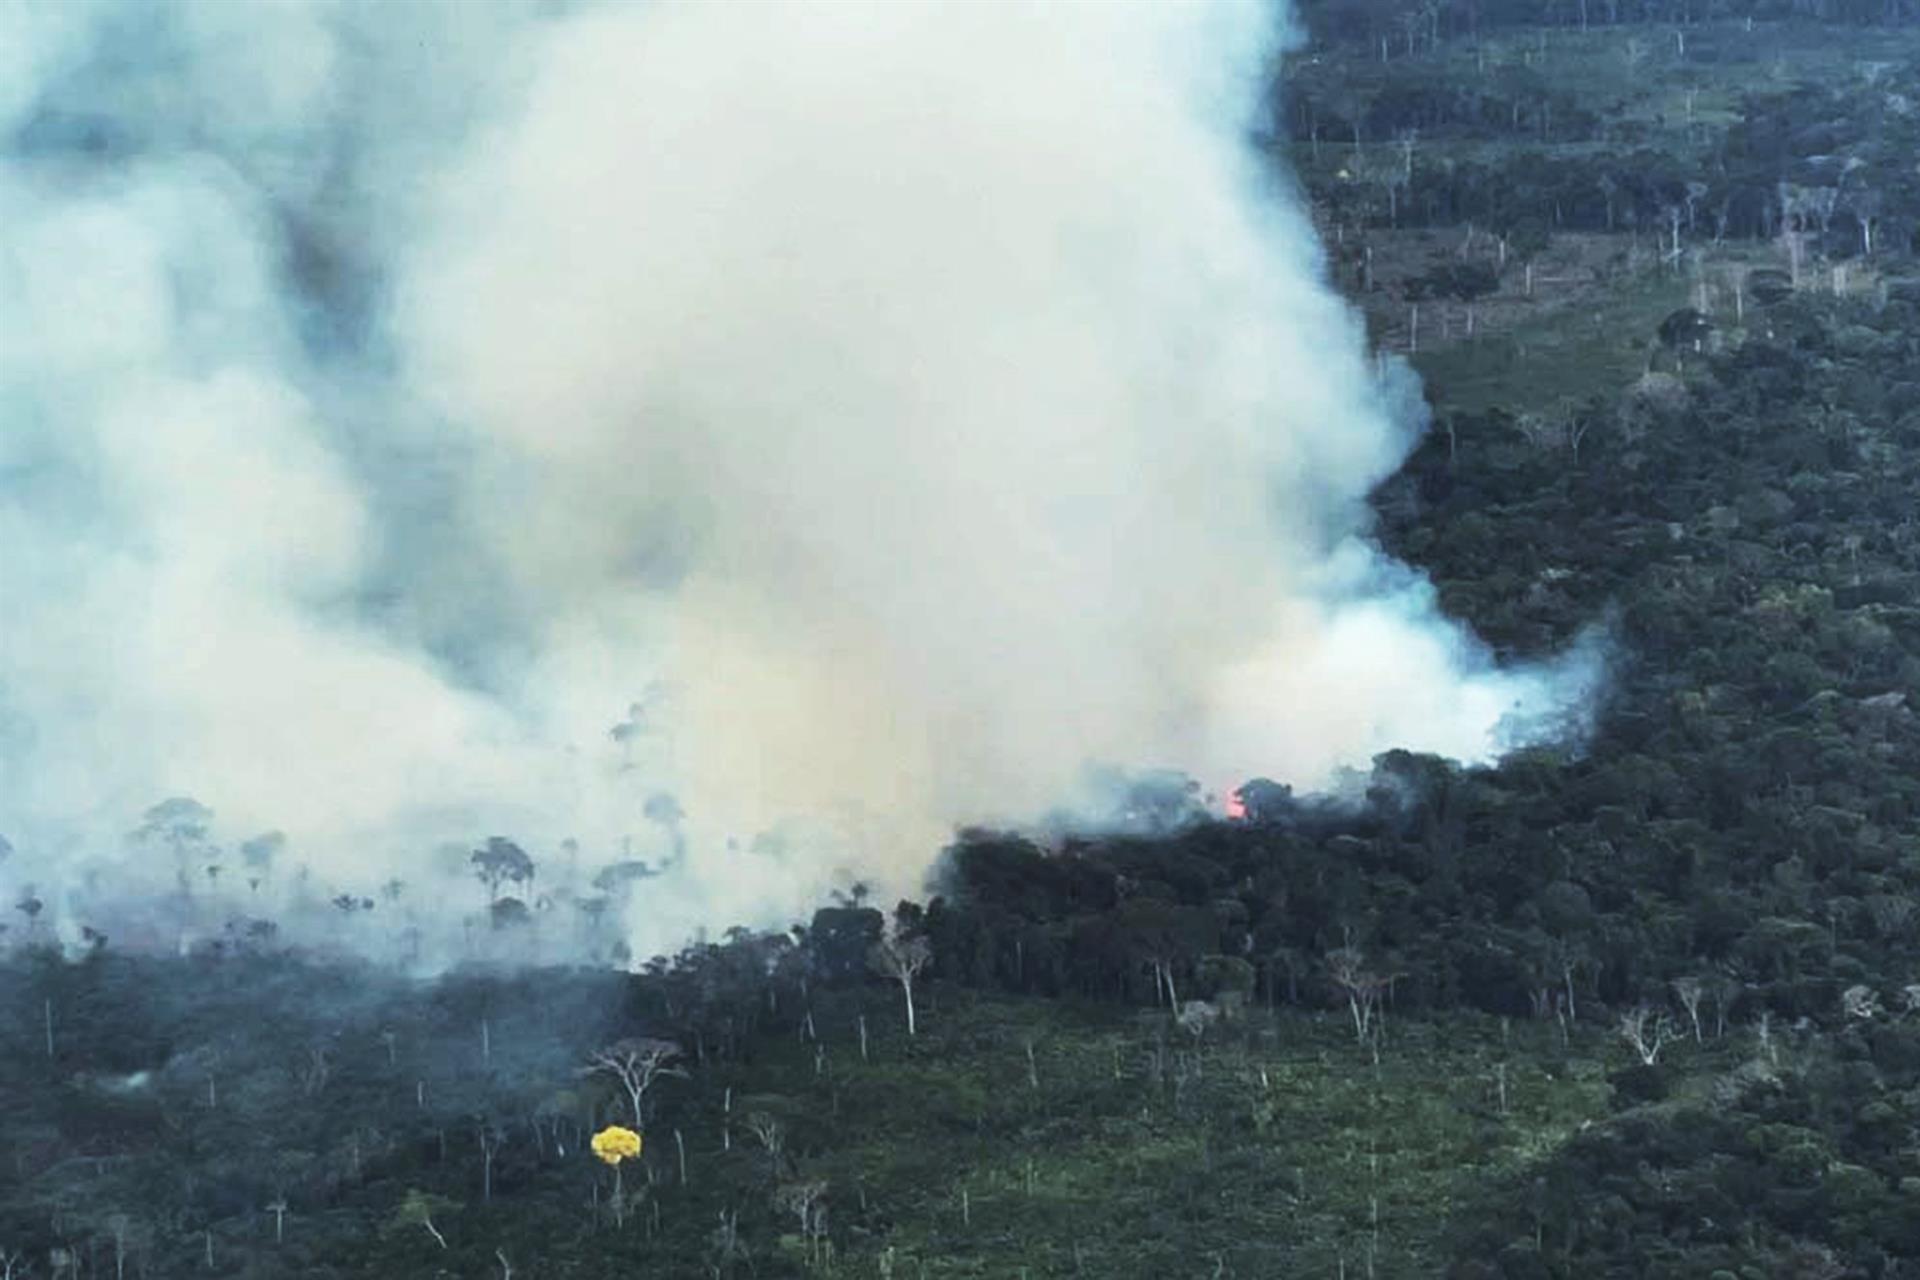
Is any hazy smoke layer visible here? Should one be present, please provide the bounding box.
[0,0,1594,959]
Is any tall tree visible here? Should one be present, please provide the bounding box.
[868,928,933,1037]
[470,838,535,904]
[584,1037,686,1126]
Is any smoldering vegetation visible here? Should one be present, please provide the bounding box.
[0,0,1596,963]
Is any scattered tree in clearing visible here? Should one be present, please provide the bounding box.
[773,1179,829,1264]
[743,1108,786,1166]
[386,1189,459,1250]
[591,1125,643,1228]
[1672,976,1706,1042]
[584,1038,686,1126]
[1327,947,1391,1044]
[1842,984,1883,1020]
[706,1208,751,1278]
[1176,999,1220,1046]
[478,1121,506,1202]
[1618,1005,1675,1066]
[867,927,932,1037]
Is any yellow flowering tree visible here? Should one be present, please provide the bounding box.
[591,1125,642,1226]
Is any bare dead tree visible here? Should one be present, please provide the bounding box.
[389,1189,455,1250]
[1671,976,1705,1042]
[744,1111,785,1165]
[477,1123,505,1203]
[106,1214,131,1280]
[773,1181,829,1264]
[296,1044,331,1098]
[1867,893,1917,942]
[867,930,933,1038]
[583,1038,687,1127]
[705,1209,750,1279]
[1326,948,1391,1045]
[1617,1005,1674,1066]
[1176,1000,1220,1046]
[1842,984,1883,1020]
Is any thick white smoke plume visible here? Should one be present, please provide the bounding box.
[0,0,1595,961]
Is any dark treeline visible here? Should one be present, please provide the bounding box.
[916,284,1920,1034]
[1299,0,1920,55]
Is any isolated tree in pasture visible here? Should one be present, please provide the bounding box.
[584,1038,686,1126]
[1327,947,1392,1044]
[1176,999,1221,1046]
[868,928,933,1037]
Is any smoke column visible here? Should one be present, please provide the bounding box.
[0,0,1596,958]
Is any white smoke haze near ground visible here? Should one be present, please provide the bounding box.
[0,0,1598,963]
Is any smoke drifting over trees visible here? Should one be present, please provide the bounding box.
[0,0,1596,959]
